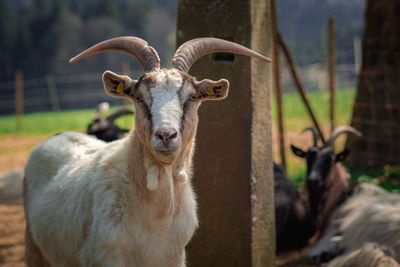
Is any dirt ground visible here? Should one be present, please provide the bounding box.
[0,201,25,267]
[0,135,314,266]
[0,135,45,174]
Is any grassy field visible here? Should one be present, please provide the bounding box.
[0,88,399,192]
[0,107,133,137]
[272,88,356,131]
[0,88,355,136]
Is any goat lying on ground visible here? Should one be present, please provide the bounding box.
[23,36,270,267]
[87,102,134,142]
[326,242,399,267]
[274,163,314,253]
[292,126,400,264]
[309,183,400,264]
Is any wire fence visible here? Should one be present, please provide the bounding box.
[0,72,127,115]
[0,63,358,116]
[0,63,360,177]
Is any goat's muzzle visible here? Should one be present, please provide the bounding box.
[151,126,181,164]
[308,171,322,189]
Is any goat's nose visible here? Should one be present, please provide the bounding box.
[155,128,178,144]
[308,171,321,183]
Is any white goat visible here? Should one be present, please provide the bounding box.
[309,183,400,264]
[23,36,270,267]
[327,242,399,267]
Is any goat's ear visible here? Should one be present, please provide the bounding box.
[102,71,137,98]
[194,78,229,101]
[335,149,349,162]
[291,144,306,158]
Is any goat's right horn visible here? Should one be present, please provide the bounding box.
[301,126,320,146]
[172,37,271,73]
[69,36,160,72]
[327,126,362,146]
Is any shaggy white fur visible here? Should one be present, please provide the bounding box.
[309,183,400,263]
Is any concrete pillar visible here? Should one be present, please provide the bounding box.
[176,0,274,266]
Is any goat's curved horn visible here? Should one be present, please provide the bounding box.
[327,126,362,146]
[69,36,160,72]
[301,126,320,146]
[172,38,271,73]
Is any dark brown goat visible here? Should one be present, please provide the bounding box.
[86,104,134,142]
[274,163,314,253]
[291,126,361,236]
[291,126,362,260]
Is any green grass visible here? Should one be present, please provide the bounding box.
[0,107,134,137]
[272,87,356,132]
[0,88,355,138]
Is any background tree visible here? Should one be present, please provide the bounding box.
[0,0,364,81]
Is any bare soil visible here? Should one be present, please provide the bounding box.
[0,135,45,174]
[0,201,25,267]
[0,135,41,266]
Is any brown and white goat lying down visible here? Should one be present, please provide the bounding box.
[23,36,270,267]
[292,126,400,265]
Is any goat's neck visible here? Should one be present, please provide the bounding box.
[126,130,195,216]
[315,163,350,233]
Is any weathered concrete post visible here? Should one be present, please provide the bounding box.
[176,0,275,266]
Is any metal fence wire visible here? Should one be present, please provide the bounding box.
[0,63,358,115]
[0,73,125,115]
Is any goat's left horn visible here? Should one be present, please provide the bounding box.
[172,38,271,73]
[69,36,160,72]
[301,126,320,147]
[327,126,362,146]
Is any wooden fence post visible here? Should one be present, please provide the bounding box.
[278,33,326,143]
[270,0,286,168]
[15,71,24,131]
[46,74,61,112]
[328,17,336,132]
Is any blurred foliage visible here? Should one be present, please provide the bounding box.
[0,0,176,81]
[350,165,400,193]
[0,0,365,81]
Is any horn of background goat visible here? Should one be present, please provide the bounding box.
[172,38,271,73]
[301,126,320,146]
[69,36,160,72]
[327,126,362,146]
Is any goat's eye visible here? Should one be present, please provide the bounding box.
[189,94,197,101]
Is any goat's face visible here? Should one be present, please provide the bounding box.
[291,145,349,190]
[102,69,229,164]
